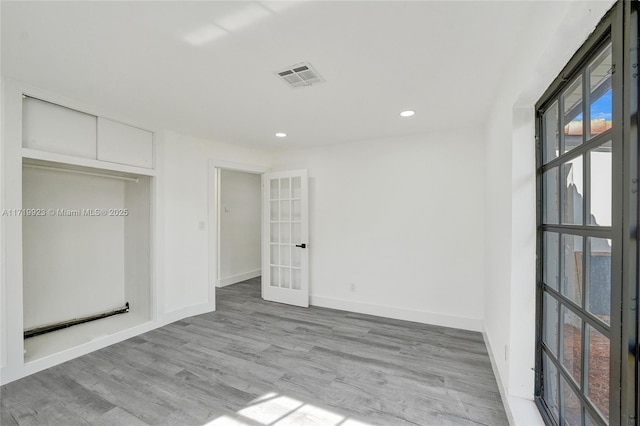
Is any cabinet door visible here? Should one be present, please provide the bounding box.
[97,118,153,169]
[22,97,97,159]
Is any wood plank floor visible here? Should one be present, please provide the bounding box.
[1,278,508,425]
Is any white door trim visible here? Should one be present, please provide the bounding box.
[207,159,269,310]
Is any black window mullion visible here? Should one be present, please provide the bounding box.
[544,346,609,426]
[541,224,612,239]
[542,129,612,172]
[544,285,611,338]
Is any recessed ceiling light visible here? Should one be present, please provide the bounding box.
[275,132,287,138]
[400,110,415,117]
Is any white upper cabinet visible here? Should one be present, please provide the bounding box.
[22,97,97,159]
[97,118,153,169]
[22,96,154,170]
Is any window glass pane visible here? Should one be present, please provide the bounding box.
[270,201,279,221]
[586,325,610,422]
[561,305,583,385]
[561,376,582,426]
[589,147,612,227]
[562,156,584,225]
[587,238,612,325]
[544,232,560,291]
[544,101,559,163]
[563,77,584,154]
[270,223,279,243]
[270,244,279,265]
[589,44,613,139]
[543,292,559,355]
[543,167,559,225]
[543,353,560,423]
[562,234,584,306]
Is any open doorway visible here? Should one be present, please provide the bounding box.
[217,169,262,288]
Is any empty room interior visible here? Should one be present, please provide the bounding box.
[1,1,639,425]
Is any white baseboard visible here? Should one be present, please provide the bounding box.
[218,269,261,287]
[159,301,215,326]
[0,302,216,386]
[482,328,544,426]
[310,295,483,332]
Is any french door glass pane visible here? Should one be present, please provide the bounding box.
[563,77,584,154]
[280,245,290,267]
[291,176,301,199]
[292,223,301,243]
[589,147,612,227]
[562,234,584,306]
[292,200,301,221]
[543,292,559,355]
[544,167,559,224]
[280,200,290,221]
[292,269,301,290]
[271,266,279,287]
[562,156,584,225]
[589,44,612,139]
[281,267,290,288]
[270,179,279,199]
[586,325,610,421]
[291,247,301,268]
[561,305,583,385]
[280,178,290,199]
[587,237,611,324]
[544,101,560,163]
[280,224,290,243]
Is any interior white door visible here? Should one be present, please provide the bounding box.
[262,170,309,307]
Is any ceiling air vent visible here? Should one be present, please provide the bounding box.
[276,62,325,88]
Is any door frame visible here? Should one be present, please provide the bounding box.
[207,159,269,310]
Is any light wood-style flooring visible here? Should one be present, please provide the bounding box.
[1,278,508,425]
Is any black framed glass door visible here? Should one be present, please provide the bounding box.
[535,2,639,425]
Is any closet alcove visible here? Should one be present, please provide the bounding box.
[20,95,153,363]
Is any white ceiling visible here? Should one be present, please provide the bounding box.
[2,1,550,149]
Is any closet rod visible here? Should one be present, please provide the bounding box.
[24,302,130,339]
[23,163,139,182]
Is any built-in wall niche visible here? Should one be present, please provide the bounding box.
[21,160,151,363]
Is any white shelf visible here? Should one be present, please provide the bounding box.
[22,148,156,177]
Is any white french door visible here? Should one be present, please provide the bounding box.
[262,170,309,307]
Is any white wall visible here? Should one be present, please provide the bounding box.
[272,127,486,331]
[22,167,126,329]
[219,169,261,287]
[483,1,616,423]
[156,130,270,317]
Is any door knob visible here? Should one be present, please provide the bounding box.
[295,243,307,249]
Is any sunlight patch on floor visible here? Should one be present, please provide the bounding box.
[204,392,373,426]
